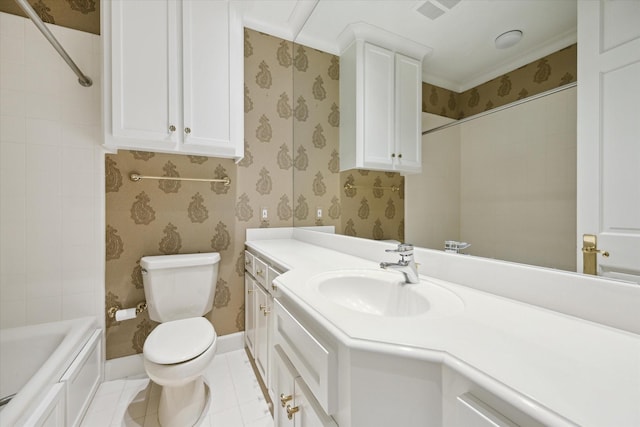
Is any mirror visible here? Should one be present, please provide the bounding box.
[290,2,578,272]
[289,39,405,242]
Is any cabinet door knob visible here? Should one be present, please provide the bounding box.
[247,289,254,294]
[259,304,267,311]
[256,269,264,277]
[184,127,191,135]
[263,309,270,316]
[398,153,403,158]
[286,404,299,420]
[391,153,396,158]
[272,284,278,291]
[168,125,176,133]
[280,394,292,407]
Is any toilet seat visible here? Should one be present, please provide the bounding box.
[144,317,215,365]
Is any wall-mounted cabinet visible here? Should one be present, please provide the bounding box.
[102,0,243,159]
[340,39,424,173]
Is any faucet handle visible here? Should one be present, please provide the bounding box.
[385,243,414,254]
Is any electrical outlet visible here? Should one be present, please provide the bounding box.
[316,207,323,219]
[261,207,268,220]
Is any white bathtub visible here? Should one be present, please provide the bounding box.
[0,317,102,426]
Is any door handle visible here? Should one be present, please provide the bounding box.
[582,234,609,275]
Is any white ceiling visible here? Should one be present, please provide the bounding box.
[240,0,577,92]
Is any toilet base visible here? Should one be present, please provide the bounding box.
[157,377,210,427]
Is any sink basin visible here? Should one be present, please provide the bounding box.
[311,269,431,317]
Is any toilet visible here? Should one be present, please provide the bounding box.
[140,252,221,427]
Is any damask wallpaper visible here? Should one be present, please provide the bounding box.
[422,43,577,119]
[0,0,100,34]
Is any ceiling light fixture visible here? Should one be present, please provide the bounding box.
[494,30,523,49]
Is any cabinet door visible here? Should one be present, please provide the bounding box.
[108,0,179,148]
[245,275,256,357]
[255,284,269,382]
[363,42,395,169]
[394,53,422,173]
[294,377,338,427]
[181,0,243,158]
[273,346,297,427]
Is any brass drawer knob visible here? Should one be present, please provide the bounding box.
[280,393,292,407]
[168,125,176,133]
[286,404,299,419]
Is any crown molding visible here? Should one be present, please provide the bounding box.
[337,22,432,60]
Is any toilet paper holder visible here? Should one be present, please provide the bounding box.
[107,301,147,320]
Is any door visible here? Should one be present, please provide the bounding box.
[255,284,269,381]
[577,0,640,283]
[394,53,422,173]
[363,42,395,169]
[245,275,256,357]
[294,377,338,427]
[273,346,296,427]
[109,0,179,146]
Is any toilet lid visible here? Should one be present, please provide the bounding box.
[143,317,216,365]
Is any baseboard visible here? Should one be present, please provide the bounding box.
[104,353,145,381]
[217,331,245,354]
[104,332,245,381]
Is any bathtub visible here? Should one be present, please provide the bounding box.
[0,317,102,426]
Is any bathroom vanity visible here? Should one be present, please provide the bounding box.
[245,228,640,427]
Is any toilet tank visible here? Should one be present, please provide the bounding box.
[141,253,220,323]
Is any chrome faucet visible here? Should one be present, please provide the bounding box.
[380,243,419,284]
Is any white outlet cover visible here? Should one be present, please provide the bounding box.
[261,207,268,220]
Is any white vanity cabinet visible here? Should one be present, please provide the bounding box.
[340,40,422,173]
[102,0,243,159]
[244,250,282,399]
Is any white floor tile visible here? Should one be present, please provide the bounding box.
[239,398,271,424]
[245,414,275,427]
[208,405,244,427]
[83,349,272,427]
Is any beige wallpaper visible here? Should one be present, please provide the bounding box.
[104,152,242,359]
[0,0,100,34]
[422,44,577,119]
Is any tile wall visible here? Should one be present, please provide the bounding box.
[0,12,103,328]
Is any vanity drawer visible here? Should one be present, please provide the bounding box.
[254,257,268,287]
[273,299,337,415]
[244,251,255,275]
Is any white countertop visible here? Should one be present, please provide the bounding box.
[246,234,640,427]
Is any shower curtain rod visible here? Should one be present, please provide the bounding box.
[14,0,93,87]
[422,82,577,135]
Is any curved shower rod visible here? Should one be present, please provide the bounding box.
[14,0,93,87]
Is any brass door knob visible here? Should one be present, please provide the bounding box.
[286,404,299,419]
[168,125,176,133]
[280,393,292,407]
[184,127,191,134]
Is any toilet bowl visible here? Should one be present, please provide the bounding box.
[144,317,217,427]
[140,253,221,427]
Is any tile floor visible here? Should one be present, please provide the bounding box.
[81,350,273,427]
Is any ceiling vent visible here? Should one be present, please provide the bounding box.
[416,0,461,20]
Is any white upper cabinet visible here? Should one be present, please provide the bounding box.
[339,31,426,174]
[102,0,244,160]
